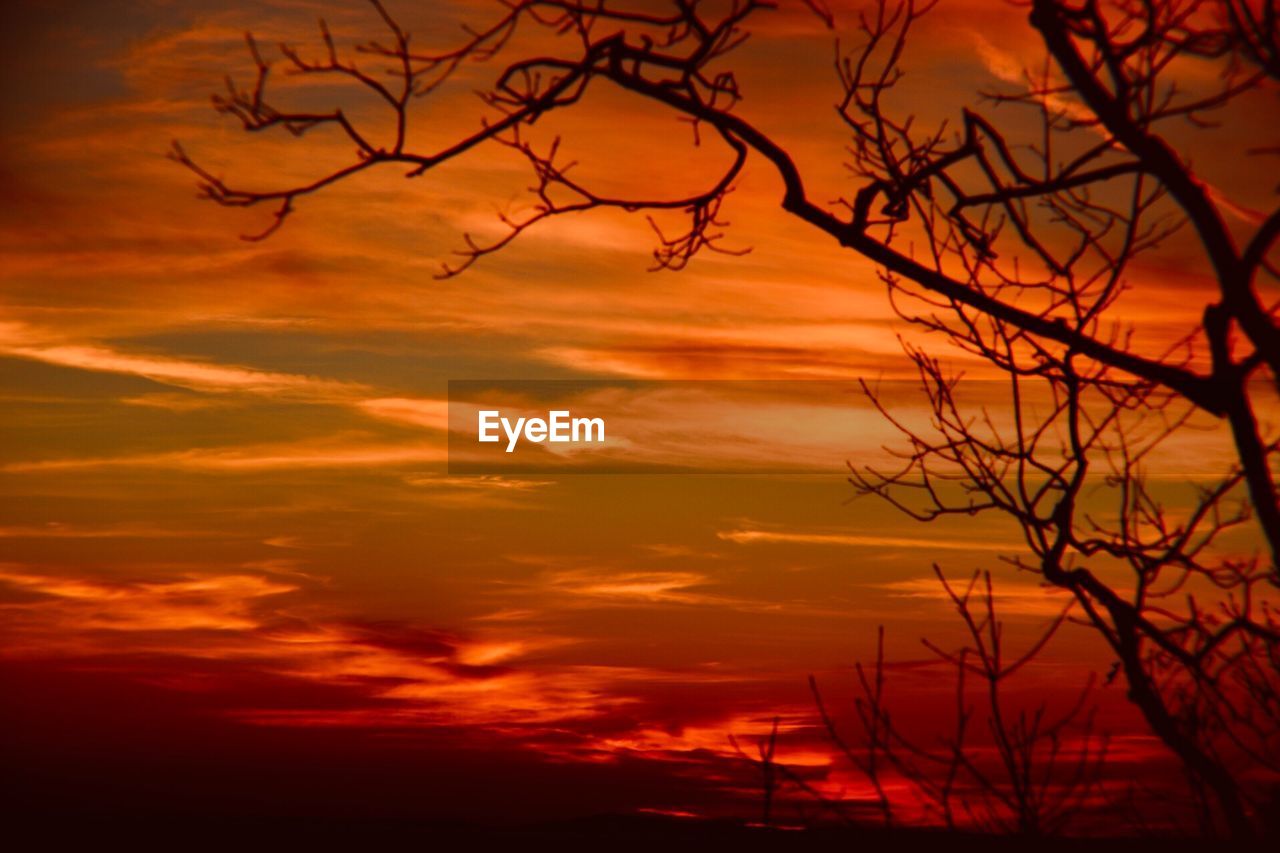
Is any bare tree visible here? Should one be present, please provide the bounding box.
[175,0,1279,838]
[836,1,1280,836]
[850,337,1278,837]
[812,571,1110,837]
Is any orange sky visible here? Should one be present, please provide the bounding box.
[1,0,1273,830]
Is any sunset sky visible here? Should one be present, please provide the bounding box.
[1,0,1273,831]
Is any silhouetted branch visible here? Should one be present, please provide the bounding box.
[810,571,1109,836]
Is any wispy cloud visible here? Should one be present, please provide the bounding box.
[0,522,211,539]
[0,566,671,731]
[0,323,360,398]
[543,568,723,605]
[0,567,296,632]
[876,576,1073,617]
[356,396,450,430]
[719,528,1019,553]
[969,31,1095,126]
[3,438,447,472]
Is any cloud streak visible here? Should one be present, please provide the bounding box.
[0,322,360,398]
[719,528,1019,553]
[3,438,447,472]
